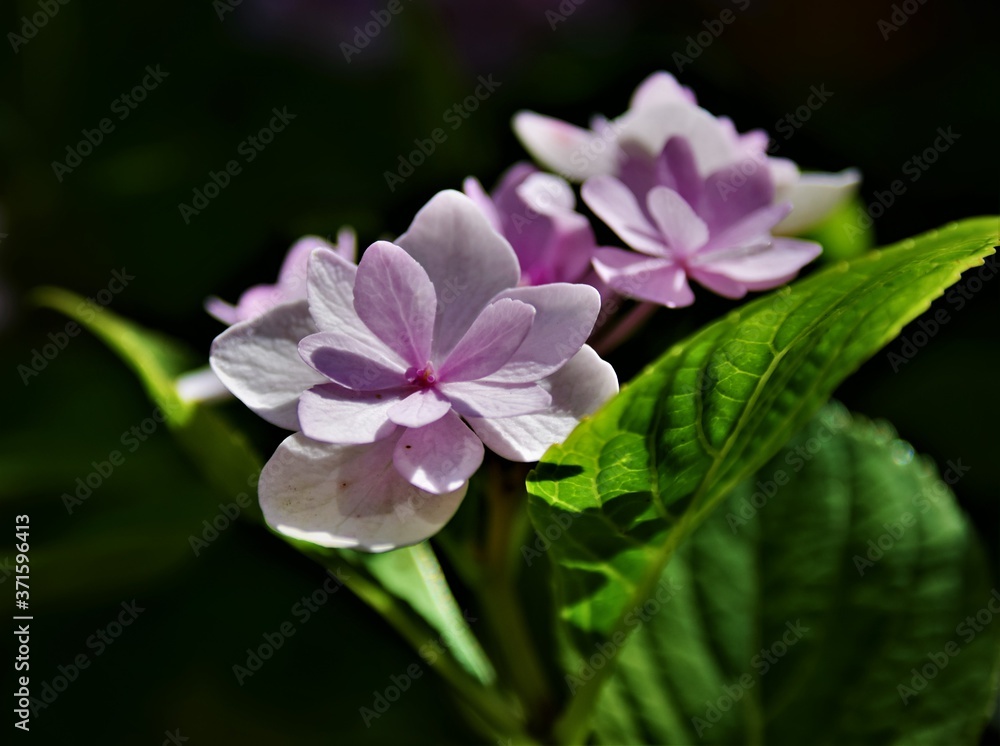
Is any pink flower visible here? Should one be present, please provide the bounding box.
[512,71,859,235]
[210,191,617,551]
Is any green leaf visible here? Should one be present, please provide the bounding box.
[525,217,998,741]
[591,408,1000,745]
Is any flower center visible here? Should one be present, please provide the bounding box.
[405,362,437,389]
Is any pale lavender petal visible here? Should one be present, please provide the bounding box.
[205,297,240,325]
[512,111,616,180]
[387,389,452,429]
[277,235,331,292]
[703,202,791,253]
[616,103,741,175]
[393,412,485,494]
[298,383,402,445]
[439,380,551,419]
[438,299,535,382]
[774,169,861,235]
[209,300,324,429]
[395,190,521,359]
[646,186,709,253]
[462,176,503,232]
[468,346,618,461]
[487,284,601,383]
[629,71,696,109]
[686,267,749,300]
[307,247,369,337]
[582,175,667,256]
[260,432,467,552]
[335,226,358,263]
[592,249,694,308]
[298,331,406,391]
[353,241,437,367]
[515,171,577,215]
[701,162,775,231]
[697,237,822,286]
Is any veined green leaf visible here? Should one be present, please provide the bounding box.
[592,409,1000,745]
[526,217,998,741]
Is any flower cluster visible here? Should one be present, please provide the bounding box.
[206,71,857,552]
[210,192,616,551]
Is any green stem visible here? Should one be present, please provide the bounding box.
[478,460,555,734]
[303,547,532,743]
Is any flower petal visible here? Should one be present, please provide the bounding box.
[439,380,551,419]
[260,432,467,552]
[462,176,503,232]
[438,299,535,382]
[701,162,775,232]
[592,249,694,308]
[298,331,406,391]
[306,247,368,337]
[487,283,601,383]
[629,71,697,110]
[774,169,861,235]
[512,111,616,180]
[582,175,667,256]
[646,186,709,253]
[298,383,402,445]
[210,300,324,429]
[353,241,437,367]
[393,412,485,494]
[395,190,521,359]
[698,237,822,287]
[467,345,618,461]
[387,389,452,429]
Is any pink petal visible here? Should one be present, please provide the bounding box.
[487,283,601,383]
[297,383,402,445]
[646,186,709,253]
[387,389,452,429]
[353,241,437,368]
[210,300,324,430]
[298,331,406,391]
[468,345,618,461]
[438,299,535,382]
[439,380,551,419]
[260,432,467,552]
[306,247,369,338]
[512,111,616,180]
[393,412,485,494]
[582,175,667,256]
[395,190,521,360]
[462,176,503,233]
[698,237,822,286]
[592,248,694,308]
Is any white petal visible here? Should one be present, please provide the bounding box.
[175,366,233,404]
[392,412,485,494]
[512,111,618,181]
[467,346,618,461]
[774,169,861,235]
[306,247,369,340]
[260,433,467,552]
[209,301,324,429]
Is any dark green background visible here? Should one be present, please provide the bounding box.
[1,0,997,743]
